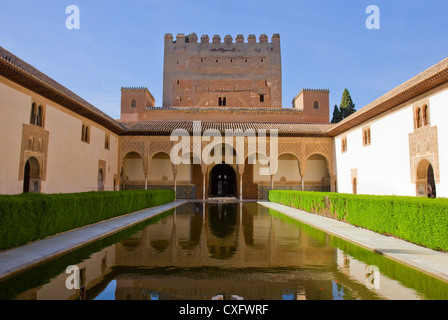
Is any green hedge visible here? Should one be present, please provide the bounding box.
[0,189,175,250]
[269,190,448,252]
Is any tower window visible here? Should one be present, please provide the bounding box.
[313,101,320,110]
[218,97,227,107]
[260,94,265,103]
[130,99,137,108]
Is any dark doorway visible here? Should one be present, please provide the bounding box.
[23,161,30,193]
[23,157,40,193]
[209,164,237,198]
[427,164,436,198]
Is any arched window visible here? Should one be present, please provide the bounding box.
[130,99,137,108]
[363,127,371,146]
[422,105,428,126]
[30,103,37,125]
[313,101,320,110]
[36,105,43,127]
[81,124,90,143]
[416,107,422,129]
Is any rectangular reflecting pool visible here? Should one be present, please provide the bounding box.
[1,202,448,300]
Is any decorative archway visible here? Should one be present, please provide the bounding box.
[416,159,436,198]
[122,151,145,190]
[304,153,331,192]
[23,157,40,193]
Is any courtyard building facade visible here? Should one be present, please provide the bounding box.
[0,34,447,200]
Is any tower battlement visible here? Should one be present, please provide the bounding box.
[164,33,280,45]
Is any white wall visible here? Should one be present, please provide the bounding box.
[429,88,448,196]
[0,81,31,194]
[335,105,414,196]
[335,85,448,197]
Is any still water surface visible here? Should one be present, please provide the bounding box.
[1,202,448,300]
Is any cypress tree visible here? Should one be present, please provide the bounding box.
[339,89,356,119]
[331,105,343,123]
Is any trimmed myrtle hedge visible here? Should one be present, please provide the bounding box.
[0,189,175,251]
[269,190,448,252]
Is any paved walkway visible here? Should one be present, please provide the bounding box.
[259,201,448,283]
[0,200,187,281]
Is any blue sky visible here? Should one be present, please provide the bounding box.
[0,0,447,120]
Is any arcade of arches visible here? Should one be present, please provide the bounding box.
[119,137,334,200]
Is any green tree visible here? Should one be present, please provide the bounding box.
[331,105,343,123]
[339,89,356,119]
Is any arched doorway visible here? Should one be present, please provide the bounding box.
[23,157,40,193]
[417,160,436,198]
[352,178,357,195]
[209,164,237,198]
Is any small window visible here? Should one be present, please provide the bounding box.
[130,99,137,108]
[105,134,110,150]
[313,101,320,110]
[81,124,90,143]
[218,97,226,107]
[30,103,36,125]
[36,106,43,127]
[341,137,348,153]
[363,127,371,146]
[260,94,265,103]
[30,103,44,127]
[416,107,422,129]
[422,105,429,126]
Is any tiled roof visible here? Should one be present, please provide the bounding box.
[0,46,125,133]
[121,121,335,137]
